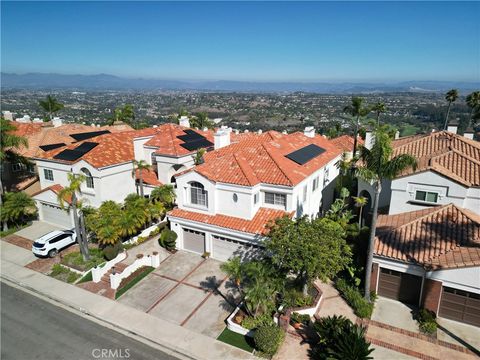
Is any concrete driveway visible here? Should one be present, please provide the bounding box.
[118,251,240,338]
[371,297,419,332]
[15,221,63,241]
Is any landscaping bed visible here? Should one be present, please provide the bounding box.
[61,248,105,271]
[49,264,81,284]
[335,278,375,318]
[115,266,155,299]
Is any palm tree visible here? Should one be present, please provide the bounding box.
[193,148,206,165]
[132,160,150,198]
[353,196,368,227]
[87,201,122,246]
[356,126,417,301]
[443,89,459,130]
[343,97,370,156]
[1,192,37,230]
[108,104,135,126]
[371,102,387,125]
[466,91,480,126]
[192,112,214,129]
[57,173,90,261]
[220,256,244,289]
[38,95,64,121]
[151,184,176,209]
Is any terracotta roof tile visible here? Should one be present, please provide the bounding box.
[136,168,162,187]
[375,204,480,269]
[330,135,364,152]
[31,184,71,204]
[168,207,292,235]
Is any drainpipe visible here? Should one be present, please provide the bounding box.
[418,268,426,308]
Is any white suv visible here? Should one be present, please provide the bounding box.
[32,230,77,258]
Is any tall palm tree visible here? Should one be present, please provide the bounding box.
[151,184,176,209]
[343,97,370,156]
[353,196,368,227]
[38,95,64,121]
[57,173,90,261]
[356,126,417,301]
[132,160,150,198]
[443,89,459,130]
[371,102,387,126]
[466,91,480,126]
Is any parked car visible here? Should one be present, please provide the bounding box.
[32,230,77,258]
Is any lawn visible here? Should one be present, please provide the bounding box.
[61,247,105,271]
[217,328,255,353]
[115,266,155,299]
[49,264,81,284]
[77,270,93,283]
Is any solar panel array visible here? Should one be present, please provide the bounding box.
[53,142,99,161]
[40,143,66,151]
[284,144,326,165]
[178,129,213,151]
[70,130,110,141]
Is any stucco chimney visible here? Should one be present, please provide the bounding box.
[258,129,263,134]
[2,111,13,121]
[447,121,458,134]
[52,117,63,127]
[304,126,315,138]
[179,116,190,128]
[214,129,230,149]
[365,128,374,150]
[395,130,400,139]
[464,127,474,140]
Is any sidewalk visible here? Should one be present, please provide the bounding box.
[0,241,255,360]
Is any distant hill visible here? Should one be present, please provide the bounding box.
[1,72,478,93]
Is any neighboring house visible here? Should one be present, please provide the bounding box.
[167,127,345,261]
[358,126,480,216]
[371,203,480,327]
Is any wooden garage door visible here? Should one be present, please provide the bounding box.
[183,228,205,254]
[378,268,422,305]
[439,287,480,327]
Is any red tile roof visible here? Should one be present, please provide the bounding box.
[189,132,343,187]
[168,207,292,235]
[136,168,162,187]
[330,135,364,152]
[32,184,71,204]
[393,131,480,187]
[375,204,480,270]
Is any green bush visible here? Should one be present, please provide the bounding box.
[290,312,311,325]
[158,229,177,251]
[335,278,374,318]
[241,313,274,330]
[282,288,314,308]
[103,242,123,261]
[49,264,81,284]
[253,325,285,356]
[61,248,104,271]
[414,309,437,335]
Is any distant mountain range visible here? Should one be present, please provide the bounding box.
[1,72,478,93]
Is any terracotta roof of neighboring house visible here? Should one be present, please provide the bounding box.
[392,131,480,187]
[330,135,364,153]
[144,124,215,157]
[189,131,343,187]
[375,203,480,270]
[168,207,292,235]
[136,168,162,187]
[32,184,71,204]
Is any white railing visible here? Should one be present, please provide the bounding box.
[123,221,165,246]
[110,252,160,289]
[91,251,127,283]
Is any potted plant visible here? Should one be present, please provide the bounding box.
[290,312,302,329]
[152,251,158,255]
[136,253,144,259]
[202,251,211,259]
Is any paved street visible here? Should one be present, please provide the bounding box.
[1,282,178,360]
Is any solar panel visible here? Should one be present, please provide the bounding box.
[40,143,66,151]
[177,129,205,142]
[70,130,110,141]
[74,142,99,153]
[285,144,326,165]
[180,138,214,151]
[53,149,84,161]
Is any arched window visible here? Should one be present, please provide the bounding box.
[81,168,94,189]
[189,181,207,207]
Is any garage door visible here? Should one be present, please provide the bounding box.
[378,268,422,305]
[183,228,205,254]
[41,203,72,229]
[439,287,480,327]
[212,235,260,262]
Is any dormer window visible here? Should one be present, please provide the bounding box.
[189,181,208,207]
[81,168,94,189]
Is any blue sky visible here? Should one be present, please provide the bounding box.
[1,1,479,82]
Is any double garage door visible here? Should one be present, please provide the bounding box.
[377,268,422,305]
[40,203,73,229]
[439,287,480,327]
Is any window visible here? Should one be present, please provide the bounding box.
[233,193,238,202]
[49,234,70,244]
[44,169,54,181]
[254,193,259,204]
[323,167,330,187]
[312,176,319,191]
[415,190,438,203]
[303,185,307,202]
[27,164,35,174]
[189,182,208,207]
[81,168,94,189]
[12,163,25,172]
[265,192,287,207]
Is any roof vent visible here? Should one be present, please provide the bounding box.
[303,126,315,138]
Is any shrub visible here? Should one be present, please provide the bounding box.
[414,309,437,335]
[282,288,314,308]
[290,312,311,325]
[61,248,104,271]
[253,325,285,356]
[49,264,81,284]
[335,278,374,318]
[241,313,274,330]
[103,242,123,261]
[158,229,177,251]
[136,236,147,245]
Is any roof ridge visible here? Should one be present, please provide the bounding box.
[261,143,294,186]
[386,204,453,235]
[233,153,259,186]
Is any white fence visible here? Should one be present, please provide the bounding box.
[91,251,127,283]
[123,221,165,246]
[110,252,160,289]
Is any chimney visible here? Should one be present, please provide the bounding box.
[282,130,288,134]
[464,127,474,140]
[33,117,43,123]
[244,129,249,133]
[179,116,190,128]
[258,129,263,134]
[152,125,158,128]
[214,130,230,149]
[303,126,315,138]
[16,115,31,123]
[91,124,96,127]
[52,117,63,127]
[447,121,458,134]
[2,111,13,121]
[395,130,400,140]
[365,128,374,150]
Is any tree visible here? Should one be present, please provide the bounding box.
[443,89,459,130]
[151,184,176,209]
[108,104,135,126]
[193,148,206,165]
[38,95,64,121]
[191,112,214,129]
[353,196,368,226]
[1,192,37,230]
[343,97,370,156]
[265,216,351,296]
[371,102,387,126]
[132,160,150,198]
[86,200,122,246]
[57,173,90,261]
[220,256,243,288]
[466,91,480,126]
[356,126,416,301]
